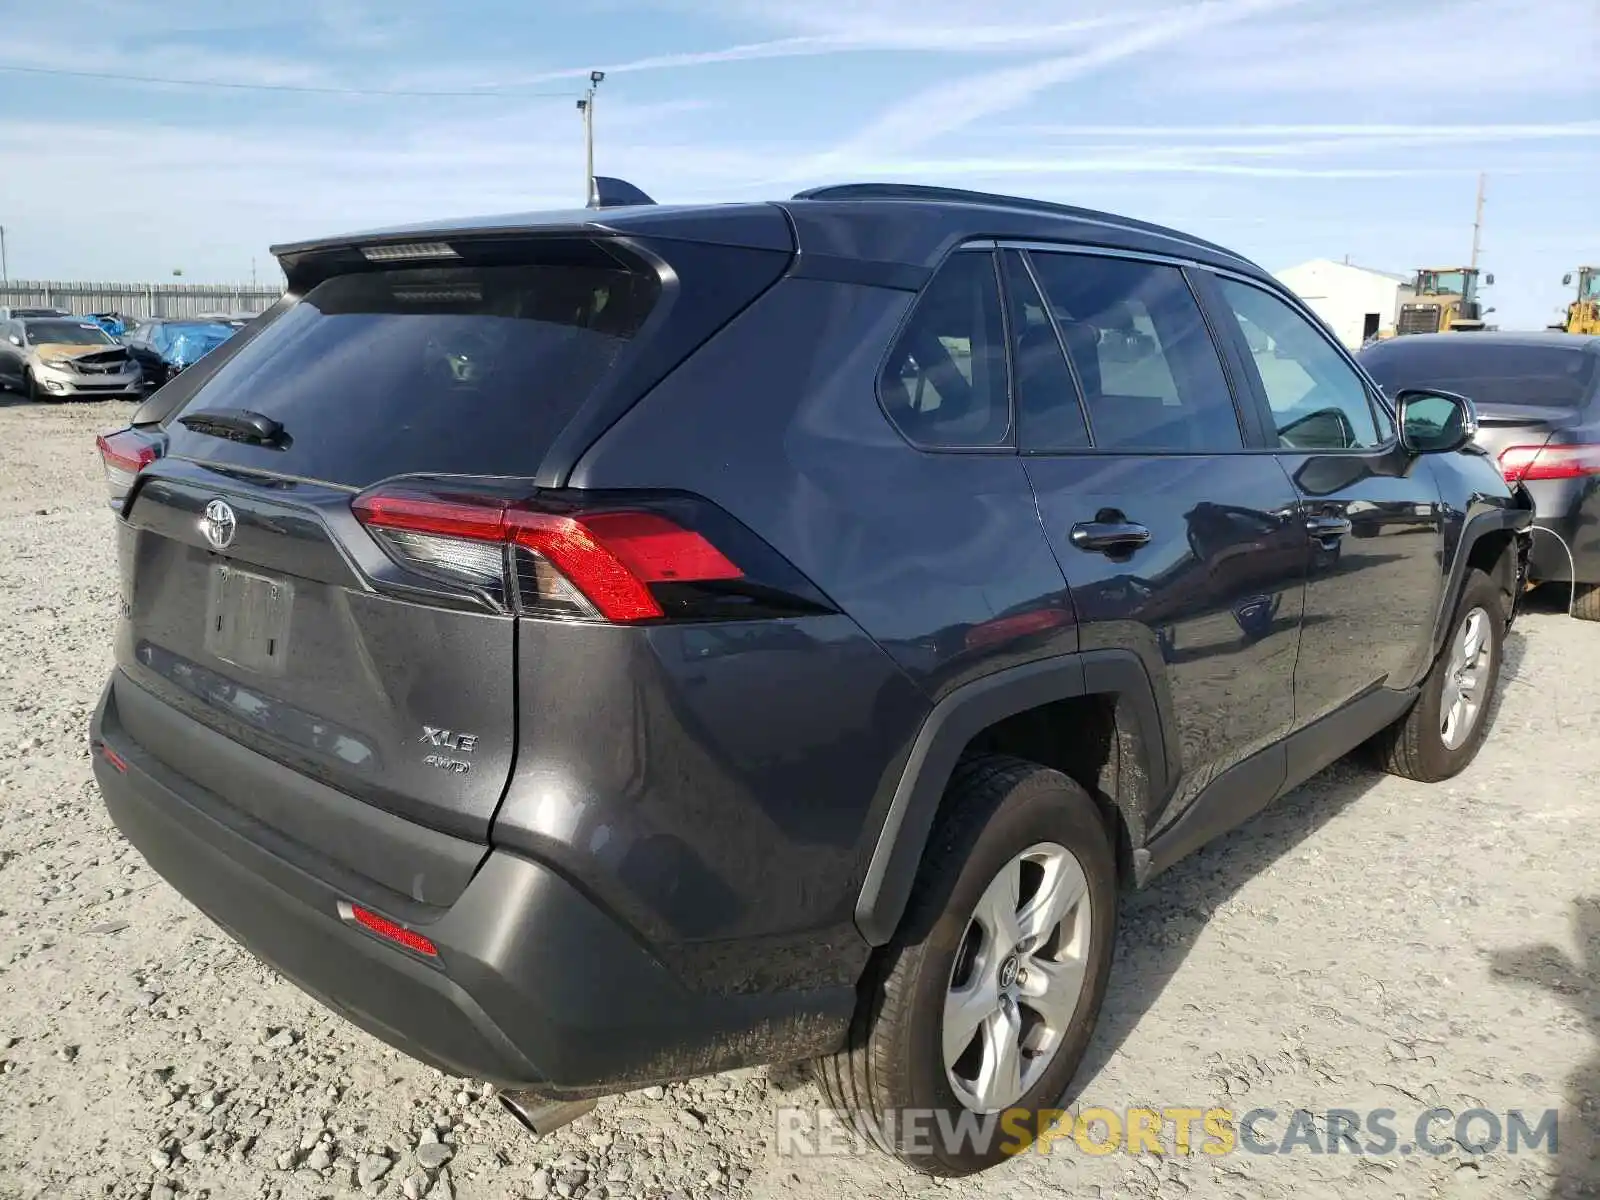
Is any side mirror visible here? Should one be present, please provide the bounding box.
[1396,388,1477,455]
[1484,273,1494,286]
[1564,273,1574,286]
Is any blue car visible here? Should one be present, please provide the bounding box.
[123,319,236,386]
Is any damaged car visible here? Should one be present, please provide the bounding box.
[0,316,146,401]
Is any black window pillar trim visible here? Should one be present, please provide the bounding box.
[1182,267,1278,450]
[1011,248,1099,449]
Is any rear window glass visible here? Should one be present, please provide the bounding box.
[164,261,658,485]
[1360,341,1597,409]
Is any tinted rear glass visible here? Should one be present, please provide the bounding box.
[164,261,658,486]
[1360,340,1597,409]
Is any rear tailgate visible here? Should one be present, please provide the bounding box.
[110,223,793,902]
[116,464,516,847]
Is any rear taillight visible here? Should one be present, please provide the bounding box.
[1499,443,1600,483]
[352,483,827,624]
[96,429,161,510]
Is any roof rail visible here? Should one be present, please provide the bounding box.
[589,176,656,209]
[791,183,1248,264]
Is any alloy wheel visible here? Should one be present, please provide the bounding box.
[942,841,1092,1112]
[1440,606,1493,751]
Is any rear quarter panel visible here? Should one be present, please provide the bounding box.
[547,276,1081,988]
[570,276,1077,699]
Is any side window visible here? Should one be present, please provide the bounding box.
[1002,251,1089,451]
[1026,253,1242,452]
[1214,278,1383,450]
[880,252,1010,448]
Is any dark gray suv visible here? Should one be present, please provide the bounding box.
[92,183,1530,1174]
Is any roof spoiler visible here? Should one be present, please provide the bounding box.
[589,176,656,209]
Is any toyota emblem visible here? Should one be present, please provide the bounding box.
[201,499,238,551]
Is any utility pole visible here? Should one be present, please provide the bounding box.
[0,225,8,282]
[576,70,605,206]
[1470,172,1486,270]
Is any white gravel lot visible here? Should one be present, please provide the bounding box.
[0,395,1596,1200]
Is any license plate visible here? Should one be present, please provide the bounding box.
[204,565,292,674]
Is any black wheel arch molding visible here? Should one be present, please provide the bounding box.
[1423,496,1533,675]
[853,649,1170,945]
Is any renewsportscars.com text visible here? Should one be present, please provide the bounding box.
[775,1105,1559,1159]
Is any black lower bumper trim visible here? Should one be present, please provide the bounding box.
[92,681,854,1095]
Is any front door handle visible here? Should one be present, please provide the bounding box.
[1070,519,1152,554]
[1305,515,1353,540]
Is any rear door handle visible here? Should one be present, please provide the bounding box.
[1305,515,1353,540]
[1070,520,1152,554]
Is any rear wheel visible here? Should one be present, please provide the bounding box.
[816,756,1117,1175]
[1572,584,1600,622]
[1373,568,1504,782]
[24,369,43,403]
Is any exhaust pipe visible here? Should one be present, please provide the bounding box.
[498,1091,598,1137]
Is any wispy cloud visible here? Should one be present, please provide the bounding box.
[1157,0,1597,97]
[793,0,1305,180]
[998,122,1600,141]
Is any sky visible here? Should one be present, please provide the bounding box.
[0,0,1595,328]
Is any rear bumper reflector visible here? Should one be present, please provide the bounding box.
[341,901,439,958]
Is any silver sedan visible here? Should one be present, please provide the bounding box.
[0,316,147,401]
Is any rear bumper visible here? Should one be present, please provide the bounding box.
[1519,477,1600,586]
[91,679,852,1096]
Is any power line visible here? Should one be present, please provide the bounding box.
[0,63,578,99]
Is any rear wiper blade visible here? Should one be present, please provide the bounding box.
[178,408,289,448]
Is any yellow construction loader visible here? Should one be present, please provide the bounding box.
[1559,267,1600,335]
[1395,267,1489,335]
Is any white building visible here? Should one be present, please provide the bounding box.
[1273,259,1414,350]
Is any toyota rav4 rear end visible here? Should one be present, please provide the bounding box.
[90,204,928,1099]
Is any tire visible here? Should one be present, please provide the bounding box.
[24,369,42,403]
[1572,584,1600,622]
[1373,567,1505,782]
[816,755,1117,1175]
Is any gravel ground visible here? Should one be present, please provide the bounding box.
[1,395,1596,1200]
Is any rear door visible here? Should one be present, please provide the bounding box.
[113,244,669,863]
[1204,274,1446,722]
[1010,248,1308,827]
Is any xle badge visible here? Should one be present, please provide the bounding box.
[421,726,478,775]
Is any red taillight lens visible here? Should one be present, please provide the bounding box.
[96,429,160,509]
[345,903,438,958]
[351,487,746,624]
[97,743,129,773]
[1499,443,1600,483]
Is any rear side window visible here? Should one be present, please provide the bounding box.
[163,260,658,486]
[1002,251,1090,451]
[1361,340,1598,409]
[1025,253,1242,452]
[880,252,1010,448]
